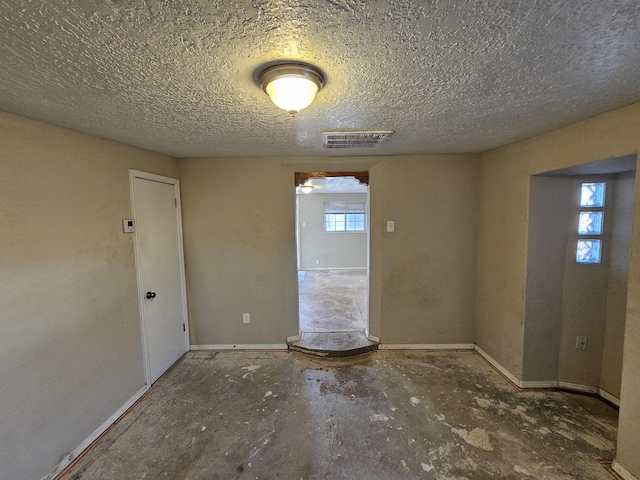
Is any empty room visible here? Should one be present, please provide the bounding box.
[2,1,640,480]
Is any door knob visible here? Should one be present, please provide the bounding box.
[146,291,156,300]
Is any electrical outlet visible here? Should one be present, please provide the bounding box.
[316,260,320,265]
[243,313,250,324]
[575,336,587,350]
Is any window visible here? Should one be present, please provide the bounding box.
[576,182,605,264]
[578,211,603,235]
[580,182,606,207]
[576,239,602,264]
[324,201,366,232]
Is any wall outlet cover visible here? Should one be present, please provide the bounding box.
[575,336,587,350]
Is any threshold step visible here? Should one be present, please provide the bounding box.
[288,331,379,358]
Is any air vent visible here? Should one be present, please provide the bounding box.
[323,131,393,149]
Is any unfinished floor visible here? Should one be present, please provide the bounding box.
[62,350,619,480]
[295,269,375,354]
[298,269,368,333]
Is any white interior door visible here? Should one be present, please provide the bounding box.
[130,170,189,385]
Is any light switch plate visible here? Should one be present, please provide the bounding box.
[122,219,136,233]
[387,221,395,232]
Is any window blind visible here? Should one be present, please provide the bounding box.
[324,201,366,214]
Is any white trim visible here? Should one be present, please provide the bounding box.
[474,345,523,387]
[129,170,190,386]
[367,334,380,343]
[287,335,301,343]
[474,345,624,405]
[380,343,475,350]
[520,380,559,389]
[598,388,621,407]
[301,267,368,271]
[613,460,639,480]
[129,171,151,386]
[173,180,191,355]
[190,344,288,350]
[557,381,598,394]
[42,386,148,480]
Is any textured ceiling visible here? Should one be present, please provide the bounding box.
[1,1,640,158]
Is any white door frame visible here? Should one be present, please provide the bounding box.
[295,176,371,339]
[129,169,190,386]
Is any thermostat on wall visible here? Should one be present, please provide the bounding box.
[122,219,136,233]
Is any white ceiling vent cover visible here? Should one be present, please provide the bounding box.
[323,131,393,149]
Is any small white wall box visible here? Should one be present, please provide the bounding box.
[122,219,136,233]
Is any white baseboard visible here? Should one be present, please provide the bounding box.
[367,334,380,343]
[42,385,149,480]
[613,460,639,480]
[380,343,475,350]
[301,267,367,271]
[286,335,301,343]
[558,381,599,394]
[190,344,288,350]
[598,388,621,407]
[519,380,559,389]
[474,345,621,406]
[474,345,524,387]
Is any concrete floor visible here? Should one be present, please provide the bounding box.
[63,350,619,480]
[298,269,368,333]
[296,269,374,354]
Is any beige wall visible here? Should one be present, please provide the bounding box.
[178,157,300,345]
[601,172,635,398]
[298,192,368,269]
[557,177,611,387]
[478,102,640,478]
[179,154,479,346]
[5,99,640,479]
[524,174,632,393]
[523,176,571,381]
[369,155,479,344]
[1,112,178,480]
[615,170,640,478]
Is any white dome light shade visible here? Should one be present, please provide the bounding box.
[259,63,324,115]
[265,76,318,113]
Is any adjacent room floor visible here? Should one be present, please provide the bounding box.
[298,269,368,333]
[295,269,375,354]
[62,350,619,480]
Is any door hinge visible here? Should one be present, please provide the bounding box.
[175,198,177,207]
[183,323,186,332]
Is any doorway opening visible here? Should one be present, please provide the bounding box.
[292,172,377,355]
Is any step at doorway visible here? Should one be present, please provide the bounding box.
[292,269,377,357]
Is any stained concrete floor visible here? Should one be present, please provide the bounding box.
[296,269,374,354]
[298,269,368,333]
[63,350,619,480]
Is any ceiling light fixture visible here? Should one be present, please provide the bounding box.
[259,63,324,115]
[300,184,314,194]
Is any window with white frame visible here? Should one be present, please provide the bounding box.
[576,182,605,264]
[324,201,366,233]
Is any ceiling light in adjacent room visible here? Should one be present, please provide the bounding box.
[259,63,324,115]
[300,184,314,194]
